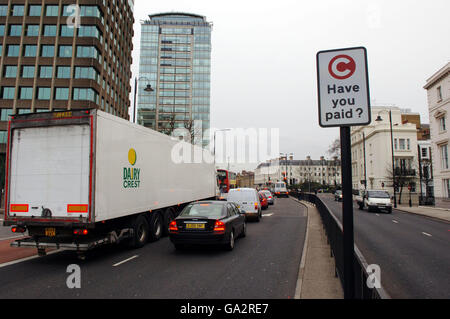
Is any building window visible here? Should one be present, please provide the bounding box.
[1,87,16,99]
[41,45,55,57]
[22,66,35,78]
[12,5,25,16]
[45,5,59,16]
[421,147,428,158]
[1,109,14,121]
[399,138,406,150]
[0,5,8,16]
[439,116,446,132]
[437,86,443,102]
[58,45,73,58]
[37,87,51,100]
[60,25,74,37]
[55,88,69,100]
[7,45,20,57]
[440,144,449,170]
[73,88,98,103]
[0,25,4,36]
[26,25,40,36]
[9,25,22,36]
[19,87,33,99]
[56,66,71,78]
[394,139,398,150]
[24,45,37,57]
[39,66,53,78]
[4,66,17,78]
[43,25,57,37]
[28,5,42,16]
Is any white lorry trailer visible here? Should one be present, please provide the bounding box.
[3,109,216,257]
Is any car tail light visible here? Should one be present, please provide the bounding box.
[214,220,225,234]
[169,220,178,233]
[254,202,258,210]
[73,229,88,235]
[11,226,26,233]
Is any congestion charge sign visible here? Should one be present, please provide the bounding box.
[317,47,371,127]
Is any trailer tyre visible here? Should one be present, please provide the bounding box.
[162,208,175,237]
[148,212,163,242]
[130,215,149,248]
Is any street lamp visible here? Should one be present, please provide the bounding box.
[133,77,154,124]
[375,109,397,208]
[280,152,294,186]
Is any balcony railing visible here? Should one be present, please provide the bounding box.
[394,168,416,176]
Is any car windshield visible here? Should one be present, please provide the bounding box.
[180,203,225,219]
[262,191,272,196]
[367,191,390,198]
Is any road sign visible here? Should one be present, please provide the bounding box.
[317,47,371,127]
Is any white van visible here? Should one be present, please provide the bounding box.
[274,182,289,198]
[227,188,262,222]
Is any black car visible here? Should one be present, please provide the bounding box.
[169,201,246,251]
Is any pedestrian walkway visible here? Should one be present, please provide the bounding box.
[294,199,343,299]
[396,205,450,222]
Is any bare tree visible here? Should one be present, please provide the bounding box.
[385,164,417,205]
[159,114,204,145]
[327,138,341,158]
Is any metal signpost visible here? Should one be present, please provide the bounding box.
[316,47,371,299]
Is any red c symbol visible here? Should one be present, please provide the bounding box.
[328,55,356,80]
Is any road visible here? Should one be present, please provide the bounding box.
[0,198,306,299]
[318,193,450,299]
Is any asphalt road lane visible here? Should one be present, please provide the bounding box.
[318,193,450,299]
[0,198,307,299]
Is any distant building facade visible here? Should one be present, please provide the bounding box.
[236,171,255,188]
[424,62,450,208]
[254,156,341,188]
[350,107,420,204]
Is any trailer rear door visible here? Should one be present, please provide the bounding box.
[8,124,91,220]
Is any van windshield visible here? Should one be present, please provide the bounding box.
[367,191,390,198]
[227,190,256,202]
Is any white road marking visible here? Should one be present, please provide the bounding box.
[0,249,62,269]
[375,214,380,216]
[392,220,399,224]
[422,232,432,237]
[113,255,139,267]
[262,213,274,217]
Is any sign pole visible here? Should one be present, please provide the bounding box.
[340,126,355,299]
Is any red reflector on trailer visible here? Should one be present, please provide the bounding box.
[10,204,29,212]
[67,204,88,213]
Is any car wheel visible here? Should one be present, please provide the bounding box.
[358,203,364,210]
[174,244,185,251]
[129,215,149,248]
[240,222,246,238]
[387,208,392,214]
[225,231,235,251]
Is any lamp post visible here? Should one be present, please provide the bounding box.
[280,152,294,186]
[375,109,397,208]
[133,77,154,124]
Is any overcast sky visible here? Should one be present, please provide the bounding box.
[130,0,450,171]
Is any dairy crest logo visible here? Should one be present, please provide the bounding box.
[123,148,140,188]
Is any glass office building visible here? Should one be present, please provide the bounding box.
[137,12,212,147]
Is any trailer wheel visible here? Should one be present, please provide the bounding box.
[130,215,149,248]
[148,212,163,242]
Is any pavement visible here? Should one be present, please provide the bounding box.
[293,199,343,299]
[395,205,450,222]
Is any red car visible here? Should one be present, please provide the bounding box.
[258,192,269,210]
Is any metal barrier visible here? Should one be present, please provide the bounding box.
[290,190,391,299]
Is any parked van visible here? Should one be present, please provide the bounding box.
[227,188,262,222]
